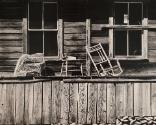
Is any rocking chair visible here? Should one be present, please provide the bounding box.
[86,43,123,76]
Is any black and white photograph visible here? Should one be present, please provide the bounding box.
[0,0,155,124]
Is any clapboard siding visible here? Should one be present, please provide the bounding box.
[0,78,155,124]
[64,21,86,74]
[0,19,23,72]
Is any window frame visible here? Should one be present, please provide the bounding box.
[109,1,148,60]
[27,0,62,60]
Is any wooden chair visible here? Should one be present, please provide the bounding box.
[86,43,123,76]
[60,56,83,76]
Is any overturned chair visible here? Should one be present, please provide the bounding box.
[86,43,123,76]
[14,53,45,77]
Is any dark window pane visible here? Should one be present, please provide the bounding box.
[44,31,58,56]
[114,30,127,55]
[115,3,128,25]
[29,2,42,29]
[129,3,142,25]
[129,30,142,55]
[29,31,43,54]
[44,3,57,29]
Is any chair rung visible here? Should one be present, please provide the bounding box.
[96,60,108,65]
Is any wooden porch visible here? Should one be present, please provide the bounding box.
[0,76,155,125]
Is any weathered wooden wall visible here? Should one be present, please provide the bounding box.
[0,19,23,72]
[0,78,155,124]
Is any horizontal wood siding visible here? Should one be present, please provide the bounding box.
[0,78,155,124]
[0,19,23,72]
[64,22,86,74]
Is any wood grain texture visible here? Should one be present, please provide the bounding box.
[0,84,6,124]
[51,80,62,124]
[69,83,78,124]
[151,83,156,115]
[42,81,52,124]
[24,83,34,124]
[78,83,87,124]
[87,83,97,124]
[134,83,151,116]
[61,81,69,124]
[97,83,106,124]
[15,84,24,124]
[64,34,86,40]
[5,84,15,124]
[107,83,116,124]
[32,82,42,124]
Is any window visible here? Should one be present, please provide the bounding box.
[28,0,59,57]
[112,2,147,59]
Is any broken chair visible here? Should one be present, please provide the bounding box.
[86,43,123,76]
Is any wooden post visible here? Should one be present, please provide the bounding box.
[22,18,27,54]
[86,19,91,76]
[109,17,114,58]
[142,18,148,59]
[58,19,63,59]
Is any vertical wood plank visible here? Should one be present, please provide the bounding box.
[24,83,34,124]
[22,18,27,54]
[0,84,6,124]
[5,84,15,124]
[87,83,97,124]
[78,83,87,124]
[134,83,151,116]
[109,17,114,58]
[127,83,134,116]
[58,19,63,59]
[86,19,91,76]
[51,80,62,124]
[15,84,24,124]
[107,83,116,124]
[42,81,52,124]
[61,81,69,124]
[151,83,156,115]
[97,83,106,124]
[32,82,42,124]
[116,83,134,117]
[69,83,78,124]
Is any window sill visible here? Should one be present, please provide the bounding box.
[113,56,148,61]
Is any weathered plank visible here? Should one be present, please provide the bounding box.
[87,83,97,124]
[69,83,78,124]
[24,84,34,124]
[32,82,42,124]
[15,84,24,124]
[78,83,87,124]
[64,22,85,28]
[0,47,23,53]
[64,40,86,46]
[91,37,109,44]
[5,84,15,124]
[151,83,156,115]
[149,50,156,62]
[64,34,86,40]
[64,27,86,33]
[0,40,22,47]
[127,83,134,115]
[51,80,62,124]
[0,53,22,59]
[97,83,106,124]
[134,83,151,116]
[42,81,52,124]
[107,83,116,124]
[64,46,85,53]
[0,28,22,33]
[0,34,22,40]
[0,84,6,124]
[61,81,69,124]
